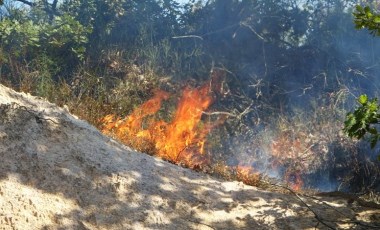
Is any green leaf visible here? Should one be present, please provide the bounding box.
[374,16,380,24]
[369,128,378,135]
[358,94,368,105]
[344,115,356,129]
[364,6,371,14]
[368,103,378,112]
[356,5,363,12]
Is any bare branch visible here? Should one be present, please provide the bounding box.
[240,21,266,41]
[268,183,337,230]
[202,102,253,120]
[172,35,204,40]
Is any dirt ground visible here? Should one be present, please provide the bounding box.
[0,84,379,229]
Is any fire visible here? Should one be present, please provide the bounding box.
[101,89,170,153]
[100,70,307,190]
[154,84,214,164]
[236,165,261,185]
[270,131,309,191]
[101,74,223,168]
[284,170,303,191]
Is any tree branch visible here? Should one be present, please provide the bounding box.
[14,0,61,19]
[14,0,35,7]
[172,35,204,40]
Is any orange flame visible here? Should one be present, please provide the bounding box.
[236,165,261,185]
[154,84,214,164]
[100,89,170,153]
[270,131,308,191]
[100,76,223,168]
[284,170,303,191]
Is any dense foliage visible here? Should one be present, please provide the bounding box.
[354,5,380,35]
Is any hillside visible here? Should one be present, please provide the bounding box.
[0,84,379,229]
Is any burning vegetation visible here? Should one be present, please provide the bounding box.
[100,70,267,188]
[99,70,357,192]
[101,71,225,169]
[1,0,380,195]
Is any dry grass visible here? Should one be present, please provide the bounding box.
[2,59,379,193]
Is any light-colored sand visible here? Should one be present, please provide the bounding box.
[0,84,379,229]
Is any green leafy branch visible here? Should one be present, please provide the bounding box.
[353,5,380,36]
[344,95,380,160]
[343,5,380,161]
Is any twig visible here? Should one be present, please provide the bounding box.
[240,22,266,41]
[312,204,380,230]
[172,21,240,41]
[269,183,337,229]
[302,194,353,219]
[293,192,336,229]
[270,183,380,229]
[202,102,253,120]
[186,219,215,230]
[172,35,204,40]
[202,111,237,117]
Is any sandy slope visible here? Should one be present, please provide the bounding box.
[0,84,379,230]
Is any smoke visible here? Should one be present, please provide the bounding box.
[220,117,380,192]
[100,0,380,192]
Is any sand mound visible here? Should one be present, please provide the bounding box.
[0,84,379,229]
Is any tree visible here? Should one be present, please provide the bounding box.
[0,0,91,87]
[344,4,380,160]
